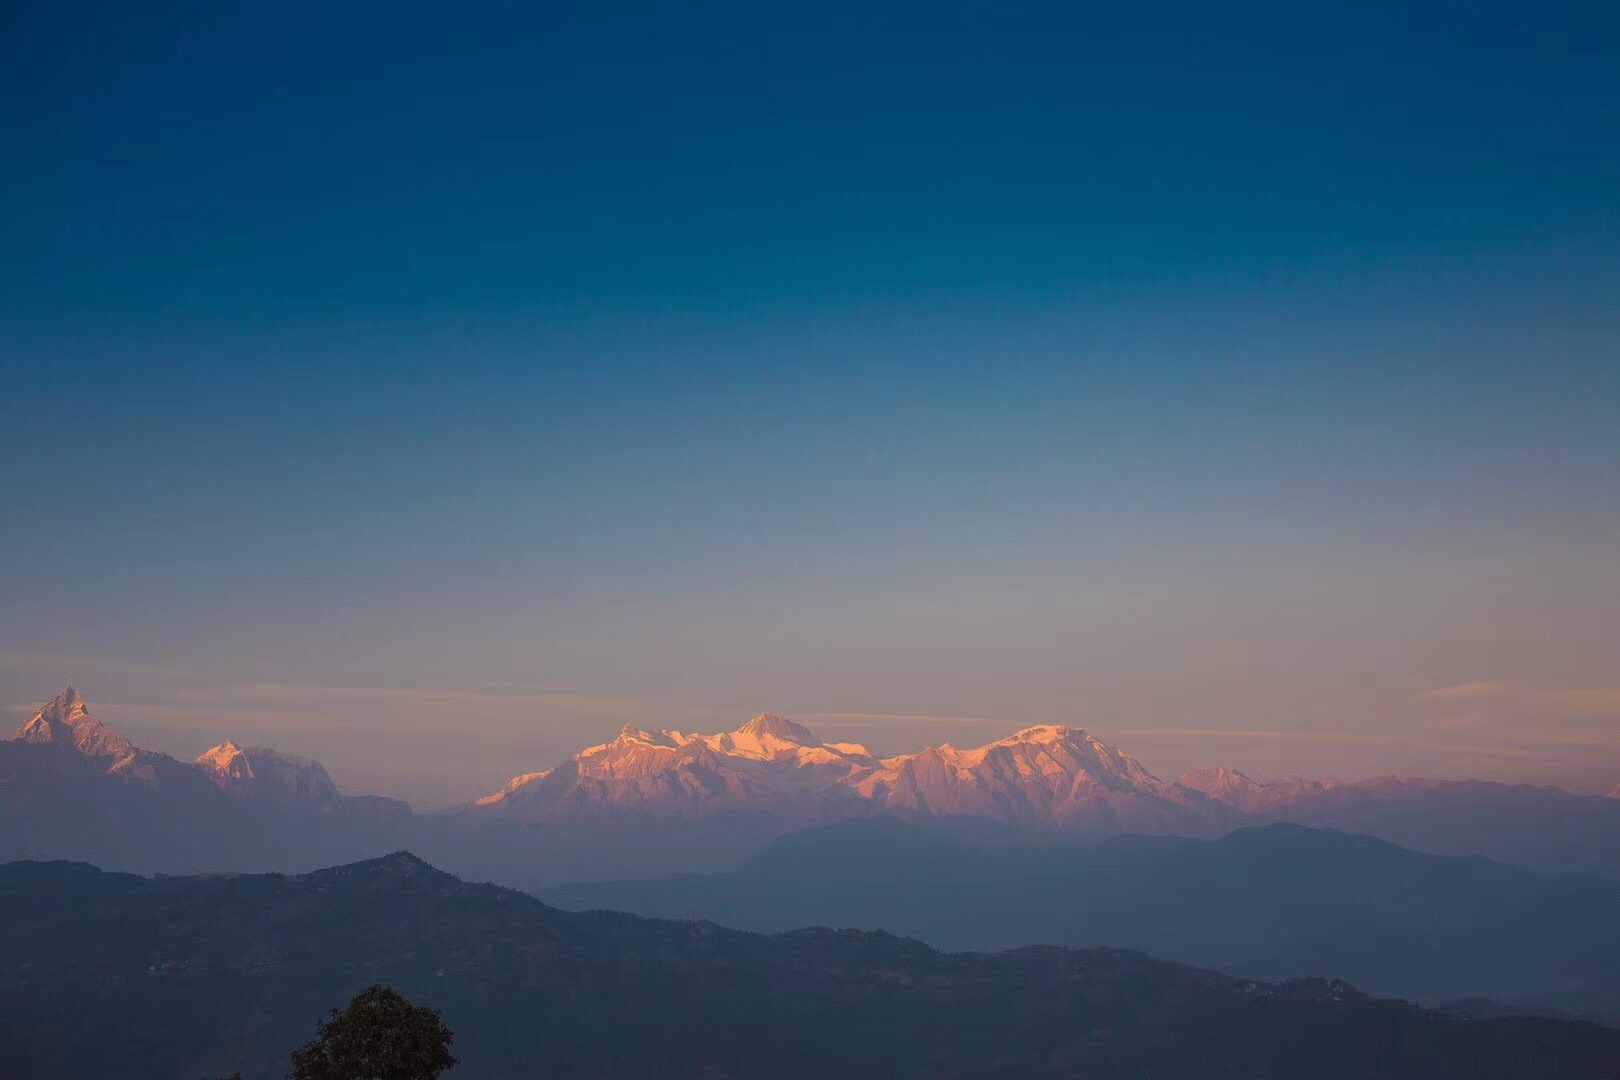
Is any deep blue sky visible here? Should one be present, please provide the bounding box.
[3,1,1618,804]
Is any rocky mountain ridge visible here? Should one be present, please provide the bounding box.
[9,687,374,811]
[6,689,1617,882]
[470,712,1236,834]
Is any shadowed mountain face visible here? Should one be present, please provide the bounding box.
[2,854,1619,1080]
[546,819,1620,1021]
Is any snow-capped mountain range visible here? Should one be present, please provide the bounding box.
[470,711,1232,832]
[465,710,1620,853]
[10,687,354,810]
[7,689,1617,870]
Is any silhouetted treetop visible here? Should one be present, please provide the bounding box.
[287,985,455,1080]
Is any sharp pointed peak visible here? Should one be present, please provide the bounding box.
[197,741,246,768]
[734,712,818,744]
[37,686,89,723]
[13,686,136,757]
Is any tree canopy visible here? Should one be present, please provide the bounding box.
[287,985,456,1080]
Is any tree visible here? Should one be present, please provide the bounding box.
[287,985,456,1080]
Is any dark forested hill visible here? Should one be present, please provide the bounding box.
[2,853,1619,1079]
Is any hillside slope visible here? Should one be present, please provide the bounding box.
[3,853,1618,1079]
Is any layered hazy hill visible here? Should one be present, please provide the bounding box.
[3,852,1618,1080]
[7,689,1620,1040]
[548,817,1620,1020]
[1176,764,1620,876]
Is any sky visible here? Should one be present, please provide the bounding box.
[3,1,1618,808]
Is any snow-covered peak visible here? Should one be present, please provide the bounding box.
[483,711,875,812]
[41,686,87,723]
[970,725,1157,781]
[197,741,246,771]
[1177,768,1342,812]
[475,769,552,807]
[197,742,339,805]
[698,713,843,764]
[733,712,819,745]
[610,723,681,748]
[15,686,91,733]
[1005,724,1080,744]
[11,687,135,760]
[6,687,390,814]
[1607,783,1620,799]
[1179,766,1263,797]
[474,712,1216,828]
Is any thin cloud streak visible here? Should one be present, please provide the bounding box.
[1422,682,1514,701]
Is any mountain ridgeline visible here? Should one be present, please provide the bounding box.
[7,687,405,814]
[4,689,1617,889]
[3,853,1619,1079]
[0,688,414,875]
[5,688,1620,1070]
